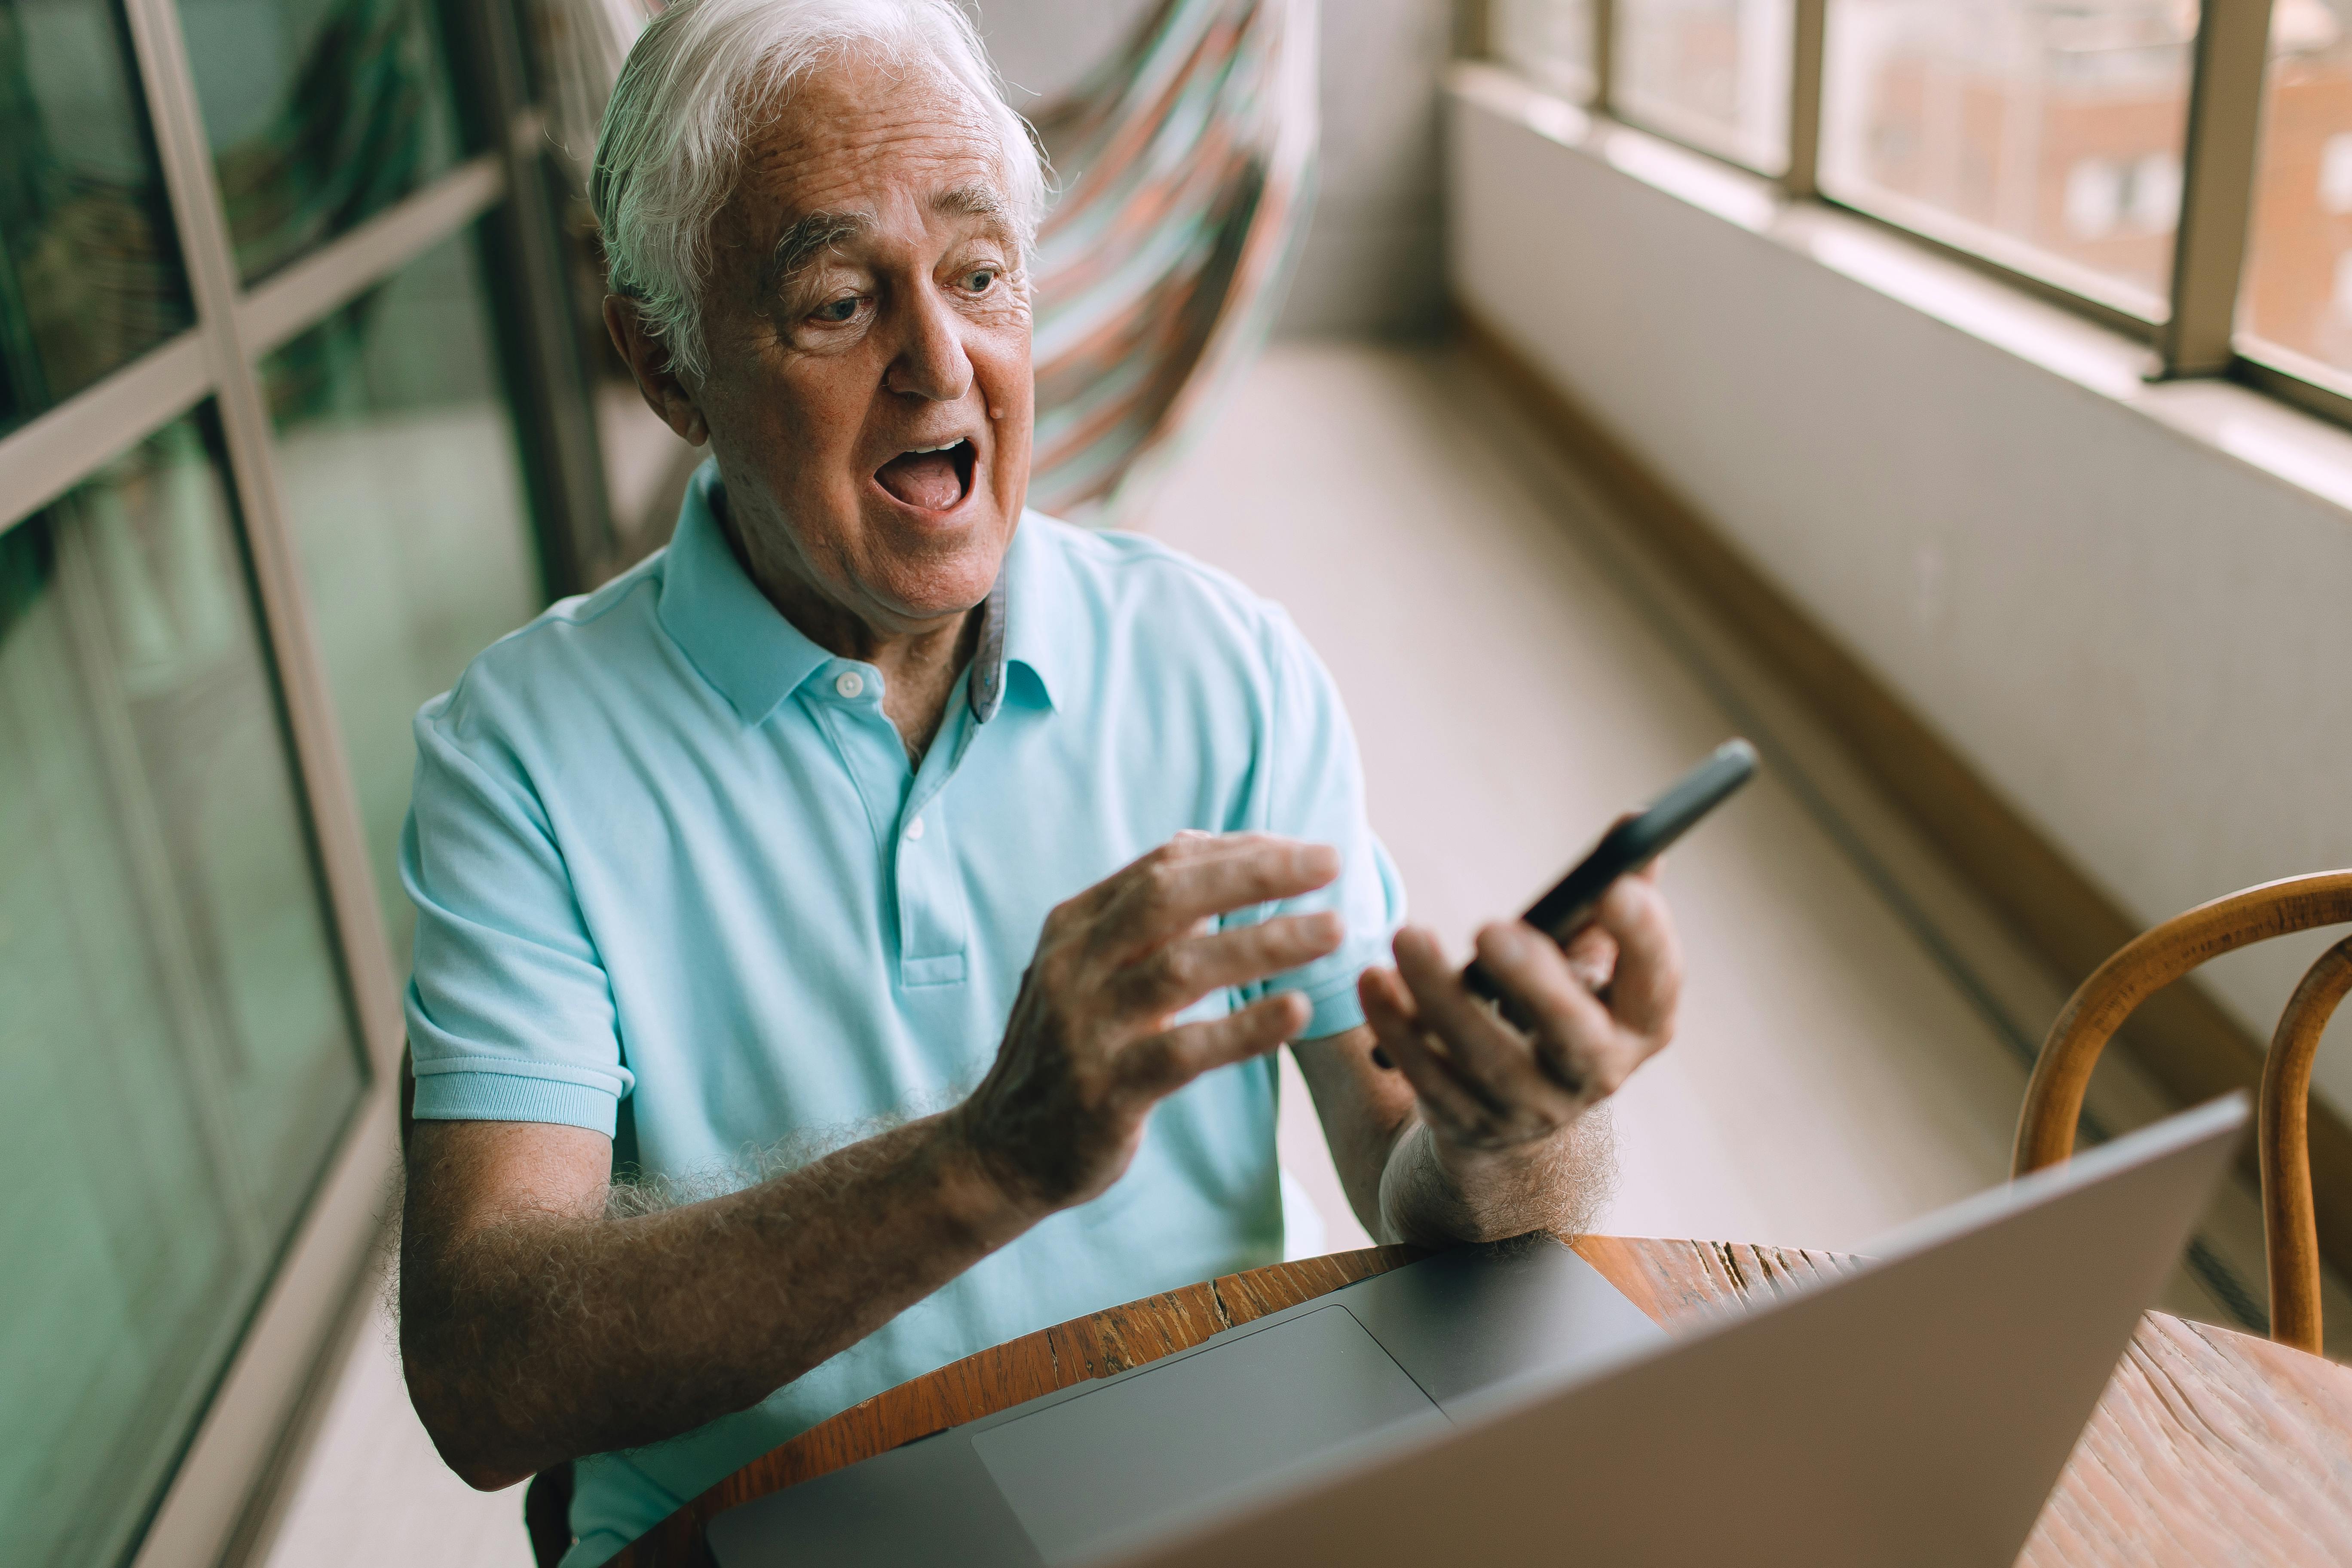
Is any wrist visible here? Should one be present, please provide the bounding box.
[930,1109,1052,1246]
[1377,1122,1458,1247]
[1379,1119,1546,1247]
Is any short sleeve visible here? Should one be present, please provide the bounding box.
[401,700,634,1134]
[1233,605,1406,1039]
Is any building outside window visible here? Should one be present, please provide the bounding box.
[2241,0,2352,385]
[1617,0,1795,175]
[1820,0,2199,318]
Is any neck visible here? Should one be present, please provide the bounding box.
[715,486,980,763]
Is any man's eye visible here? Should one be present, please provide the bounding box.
[812,297,859,323]
[962,269,997,293]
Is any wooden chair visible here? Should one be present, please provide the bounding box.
[2012,870,2352,1354]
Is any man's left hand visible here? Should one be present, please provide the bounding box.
[1357,869,1680,1156]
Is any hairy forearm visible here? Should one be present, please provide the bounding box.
[400,1114,1025,1488]
[1374,1110,1616,1249]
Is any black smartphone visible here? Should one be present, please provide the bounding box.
[1373,738,1759,1067]
[1454,738,1757,1022]
[1458,738,1759,1006]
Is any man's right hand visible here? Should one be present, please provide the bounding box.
[949,833,1345,1216]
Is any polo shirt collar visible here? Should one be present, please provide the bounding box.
[1000,511,1078,711]
[658,462,1044,726]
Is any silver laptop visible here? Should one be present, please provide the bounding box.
[708,1095,2246,1568]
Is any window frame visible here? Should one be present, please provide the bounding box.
[0,3,613,1563]
[1476,0,2352,432]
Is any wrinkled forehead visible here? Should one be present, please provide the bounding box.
[729,52,1014,254]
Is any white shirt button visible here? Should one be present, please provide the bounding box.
[833,670,864,699]
[904,816,926,842]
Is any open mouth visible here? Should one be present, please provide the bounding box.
[874,438,976,512]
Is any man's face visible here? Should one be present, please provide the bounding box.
[690,54,1034,633]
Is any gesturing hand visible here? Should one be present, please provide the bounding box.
[952,832,1346,1216]
[1358,870,1680,1155]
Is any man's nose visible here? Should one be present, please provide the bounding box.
[882,286,975,402]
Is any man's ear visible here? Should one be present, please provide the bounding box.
[603,295,710,447]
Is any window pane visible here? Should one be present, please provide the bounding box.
[1496,0,1596,101]
[2239,1,2352,385]
[1822,0,2199,318]
[0,414,363,1567]
[0,0,193,433]
[261,226,543,976]
[1617,0,1794,172]
[175,0,463,284]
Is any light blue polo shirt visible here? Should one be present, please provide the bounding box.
[401,463,1403,1564]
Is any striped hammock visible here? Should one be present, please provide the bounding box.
[540,0,1318,525]
[1023,0,1317,523]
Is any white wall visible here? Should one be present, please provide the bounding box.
[1285,0,1452,334]
[976,0,1451,335]
[1448,73,2352,1118]
[975,0,1153,101]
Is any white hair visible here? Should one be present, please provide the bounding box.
[591,0,1047,382]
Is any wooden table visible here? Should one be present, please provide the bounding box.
[609,1237,2352,1567]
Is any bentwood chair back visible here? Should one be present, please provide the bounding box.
[2012,870,2352,1354]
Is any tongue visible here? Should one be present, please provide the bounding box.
[876,449,962,510]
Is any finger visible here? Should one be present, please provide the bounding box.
[1171,831,1218,936]
[1392,928,1582,1123]
[1055,830,1249,923]
[1359,962,1415,1067]
[1472,920,1618,1093]
[1360,970,1496,1137]
[1119,910,1345,1017]
[1094,836,1341,956]
[1590,875,1681,1041]
[1121,992,1308,1100]
[1560,924,1618,993]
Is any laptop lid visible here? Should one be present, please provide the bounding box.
[1096,1094,2248,1568]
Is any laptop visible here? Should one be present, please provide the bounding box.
[708,1095,2247,1568]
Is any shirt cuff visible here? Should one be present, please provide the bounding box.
[1292,963,1370,1041]
[410,1065,622,1135]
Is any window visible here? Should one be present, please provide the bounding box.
[2239,0,2352,389]
[176,0,464,283]
[0,3,602,1560]
[1819,0,2199,318]
[1617,0,1795,174]
[1494,0,1596,101]
[0,0,192,432]
[262,227,543,975]
[1484,0,2352,438]
[0,416,363,1568]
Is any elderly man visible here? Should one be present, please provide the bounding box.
[398,0,1681,1561]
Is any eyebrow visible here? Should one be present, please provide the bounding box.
[934,180,1010,222]
[762,209,872,294]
